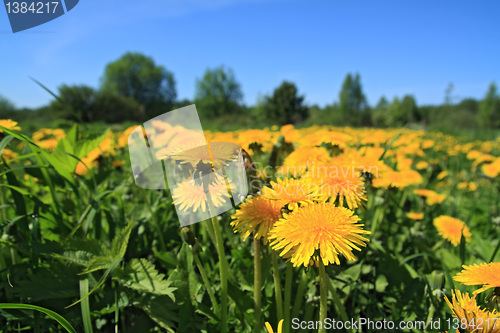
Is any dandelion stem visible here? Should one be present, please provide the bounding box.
[325,273,350,329]
[211,216,228,333]
[318,259,328,333]
[204,178,228,333]
[283,262,293,333]
[253,234,262,332]
[271,250,284,321]
[291,269,309,319]
[425,303,435,329]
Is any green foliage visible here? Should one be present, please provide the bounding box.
[478,83,500,129]
[0,94,16,119]
[254,81,308,125]
[49,84,144,124]
[194,65,243,118]
[93,90,145,123]
[0,303,77,333]
[116,259,176,299]
[374,95,419,127]
[50,85,96,122]
[101,52,177,118]
[339,73,369,126]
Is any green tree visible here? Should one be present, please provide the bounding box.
[478,83,499,129]
[399,95,418,124]
[101,52,176,118]
[0,94,16,118]
[51,84,144,123]
[50,85,97,122]
[255,81,309,125]
[371,96,389,127]
[338,73,369,126]
[194,65,243,118]
[93,91,144,123]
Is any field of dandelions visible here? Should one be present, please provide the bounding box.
[1,118,500,333]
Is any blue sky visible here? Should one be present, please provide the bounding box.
[1,0,499,110]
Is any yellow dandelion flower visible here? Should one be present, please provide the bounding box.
[118,126,138,148]
[433,215,471,247]
[473,154,496,169]
[37,139,59,150]
[426,193,446,206]
[454,262,500,295]
[413,188,436,197]
[416,161,429,170]
[279,146,330,177]
[231,195,285,244]
[444,290,500,333]
[303,165,367,210]
[372,169,423,189]
[112,160,125,168]
[268,203,370,267]
[406,212,424,220]
[483,158,500,178]
[0,119,21,133]
[1,148,18,160]
[421,139,435,149]
[413,188,446,206]
[458,182,479,192]
[437,170,448,180]
[262,178,323,211]
[468,182,478,191]
[75,149,103,176]
[467,150,482,160]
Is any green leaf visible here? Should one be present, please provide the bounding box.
[136,295,178,333]
[117,258,176,300]
[0,125,75,184]
[0,183,30,196]
[0,303,77,333]
[379,130,402,161]
[66,258,122,308]
[51,125,109,175]
[10,264,80,301]
[0,135,14,156]
[83,256,117,274]
[375,274,389,292]
[459,230,467,266]
[111,219,134,259]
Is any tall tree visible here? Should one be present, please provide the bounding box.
[51,84,97,122]
[255,81,309,125]
[0,94,16,118]
[478,83,499,129]
[400,95,418,124]
[371,96,389,127]
[101,52,176,118]
[338,73,369,126]
[51,84,144,123]
[194,65,243,118]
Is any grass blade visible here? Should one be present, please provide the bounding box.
[0,303,77,333]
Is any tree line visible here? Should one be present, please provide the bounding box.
[0,52,499,131]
